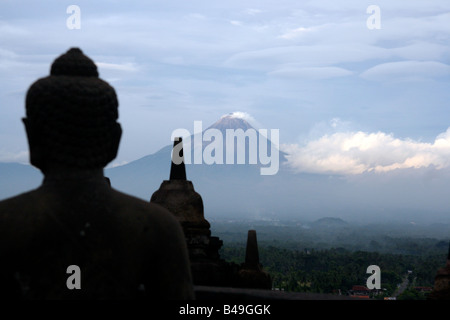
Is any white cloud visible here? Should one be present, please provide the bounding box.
[282,128,450,175]
[223,111,256,123]
[392,42,450,61]
[224,44,391,71]
[279,26,313,40]
[0,150,29,164]
[95,62,138,72]
[107,160,129,168]
[0,21,30,37]
[360,60,450,82]
[230,20,243,26]
[269,66,353,79]
[245,9,262,15]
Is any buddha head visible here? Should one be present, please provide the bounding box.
[23,48,122,174]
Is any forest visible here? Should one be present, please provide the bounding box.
[213,218,450,299]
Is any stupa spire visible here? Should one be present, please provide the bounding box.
[244,230,260,269]
[170,137,187,181]
[236,229,272,289]
[447,241,450,261]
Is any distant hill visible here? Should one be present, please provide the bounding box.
[0,162,42,200]
[310,217,348,228]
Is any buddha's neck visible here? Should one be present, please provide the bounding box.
[43,168,105,186]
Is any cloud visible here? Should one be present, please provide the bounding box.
[360,60,450,82]
[279,26,314,40]
[107,160,129,168]
[245,9,262,15]
[0,21,30,37]
[230,20,243,26]
[0,150,29,164]
[269,66,353,79]
[282,128,450,175]
[95,62,138,72]
[224,44,391,71]
[223,111,256,123]
[392,42,450,61]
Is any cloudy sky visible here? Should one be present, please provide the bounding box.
[1,0,450,177]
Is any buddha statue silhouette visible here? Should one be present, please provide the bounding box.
[0,48,194,299]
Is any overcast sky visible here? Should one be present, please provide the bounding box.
[1,0,450,175]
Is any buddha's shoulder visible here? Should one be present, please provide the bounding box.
[0,188,48,218]
[108,188,181,230]
[0,189,52,249]
[0,187,184,239]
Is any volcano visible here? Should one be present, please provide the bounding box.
[207,113,255,133]
[104,112,289,219]
[177,112,283,174]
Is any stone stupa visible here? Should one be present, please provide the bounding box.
[429,242,450,300]
[150,137,233,286]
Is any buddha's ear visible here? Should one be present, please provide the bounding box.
[22,118,47,172]
[107,122,122,163]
